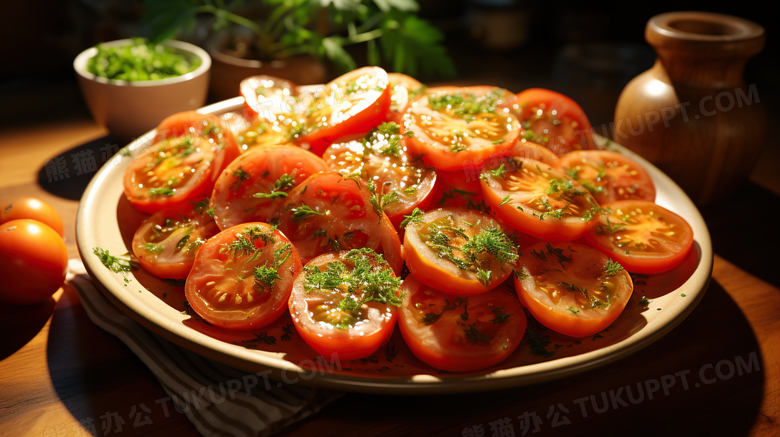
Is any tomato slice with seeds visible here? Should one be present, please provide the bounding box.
[403,207,520,295]
[240,75,297,120]
[185,222,302,330]
[210,145,327,230]
[514,241,633,338]
[155,112,242,178]
[277,172,403,274]
[401,86,521,171]
[289,248,401,361]
[585,200,694,274]
[554,150,656,204]
[123,135,214,214]
[510,88,595,156]
[480,157,599,241]
[298,67,391,156]
[323,122,437,228]
[398,274,526,372]
[132,198,220,279]
[386,73,426,122]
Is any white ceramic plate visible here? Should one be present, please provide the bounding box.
[76,96,713,394]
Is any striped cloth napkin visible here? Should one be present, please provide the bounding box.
[67,260,343,437]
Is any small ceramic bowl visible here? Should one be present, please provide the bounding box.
[73,39,211,142]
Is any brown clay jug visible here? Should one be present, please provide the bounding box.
[613,12,765,206]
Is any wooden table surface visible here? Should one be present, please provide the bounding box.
[0,117,778,437]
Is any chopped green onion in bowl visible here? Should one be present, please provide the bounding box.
[86,38,201,81]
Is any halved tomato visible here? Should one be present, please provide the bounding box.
[480,157,599,240]
[322,122,437,228]
[277,172,403,273]
[240,75,297,120]
[132,198,220,279]
[554,150,656,204]
[402,86,521,171]
[185,222,302,330]
[398,274,526,372]
[289,248,401,361]
[403,207,519,295]
[514,241,633,338]
[210,145,327,230]
[585,200,694,274]
[386,73,426,122]
[298,67,391,155]
[510,88,595,156]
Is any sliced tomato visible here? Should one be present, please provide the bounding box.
[277,172,403,274]
[123,134,214,213]
[132,198,220,279]
[323,122,437,228]
[289,248,401,360]
[480,157,599,241]
[403,207,519,295]
[514,241,633,338]
[240,75,297,120]
[386,73,426,122]
[298,67,391,156]
[185,222,302,330]
[585,200,694,274]
[554,150,656,204]
[402,86,521,171]
[210,145,327,230]
[398,274,526,372]
[510,88,594,156]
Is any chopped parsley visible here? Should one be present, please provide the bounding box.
[253,243,292,291]
[526,328,555,358]
[253,173,297,199]
[499,194,512,207]
[464,323,493,345]
[303,249,402,329]
[400,208,425,229]
[605,259,625,276]
[230,168,251,193]
[189,198,211,215]
[93,247,138,273]
[491,307,511,324]
[141,243,163,254]
[291,205,324,222]
[149,187,175,197]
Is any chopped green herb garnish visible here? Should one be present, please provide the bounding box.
[605,259,624,276]
[499,194,512,207]
[149,187,175,197]
[142,243,163,254]
[230,168,251,193]
[464,323,492,345]
[291,205,324,222]
[400,208,425,229]
[491,307,511,324]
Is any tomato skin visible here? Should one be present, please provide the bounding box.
[299,67,392,156]
[403,207,518,296]
[0,219,68,306]
[398,274,527,372]
[480,159,599,241]
[277,172,403,274]
[288,251,399,361]
[131,200,220,280]
[554,150,656,204]
[511,88,595,156]
[210,145,327,230]
[585,200,694,274]
[1,197,65,237]
[402,86,521,171]
[514,241,633,338]
[185,222,302,330]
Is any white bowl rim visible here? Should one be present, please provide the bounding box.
[73,38,212,87]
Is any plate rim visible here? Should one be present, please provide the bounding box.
[76,96,714,394]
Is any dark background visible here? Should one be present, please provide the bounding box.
[0,0,776,133]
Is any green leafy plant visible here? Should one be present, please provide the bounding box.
[141,0,456,78]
